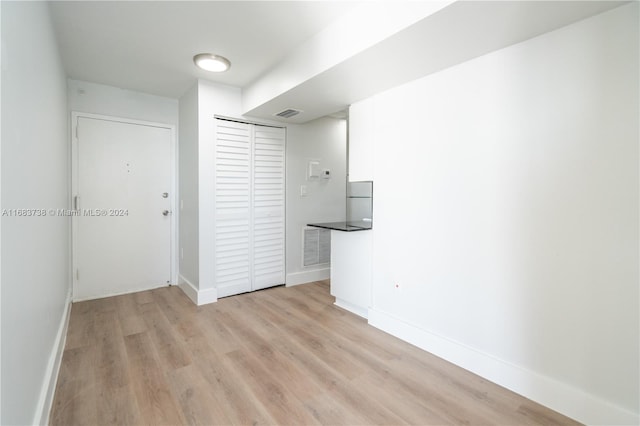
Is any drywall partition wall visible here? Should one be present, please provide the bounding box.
[182,80,346,299]
[178,80,242,304]
[195,80,244,303]
[348,101,374,181]
[286,117,347,285]
[1,2,71,425]
[68,79,178,125]
[178,84,199,297]
[180,79,290,304]
[358,3,638,425]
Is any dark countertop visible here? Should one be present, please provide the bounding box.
[307,221,372,232]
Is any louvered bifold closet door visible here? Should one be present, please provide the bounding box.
[214,120,252,298]
[252,125,285,290]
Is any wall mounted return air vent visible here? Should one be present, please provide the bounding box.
[275,108,302,118]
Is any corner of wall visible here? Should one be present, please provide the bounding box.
[178,274,217,306]
[178,82,200,288]
[284,117,347,283]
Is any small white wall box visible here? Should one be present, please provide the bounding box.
[308,161,321,179]
[321,169,331,179]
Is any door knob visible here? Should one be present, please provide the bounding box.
[162,210,170,216]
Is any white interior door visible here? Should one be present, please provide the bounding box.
[214,120,252,297]
[214,119,285,298]
[252,125,285,290]
[74,116,173,300]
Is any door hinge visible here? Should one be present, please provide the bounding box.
[76,269,79,280]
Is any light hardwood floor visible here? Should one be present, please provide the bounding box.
[50,280,581,425]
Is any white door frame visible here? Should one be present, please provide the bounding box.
[70,111,178,301]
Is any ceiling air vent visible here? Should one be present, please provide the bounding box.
[275,108,302,118]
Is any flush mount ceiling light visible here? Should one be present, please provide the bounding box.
[193,53,231,72]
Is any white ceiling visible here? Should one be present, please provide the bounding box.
[50,1,626,123]
[49,1,360,98]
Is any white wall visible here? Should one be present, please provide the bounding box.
[178,84,199,290]
[196,80,243,302]
[347,100,374,182]
[68,79,178,125]
[353,4,638,424]
[286,117,347,285]
[1,2,71,424]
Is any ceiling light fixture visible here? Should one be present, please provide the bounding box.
[193,53,231,73]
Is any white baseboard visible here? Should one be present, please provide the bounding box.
[35,287,73,425]
[368,308,639,426]
[178,275,217,306]
[334,298,368,319]
[286,268,330,287]
[178,275,198,304]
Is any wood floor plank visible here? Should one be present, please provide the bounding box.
[139,302,192,370]
[95,382,142,425]
[132,289,156,305]
[115,293,148,336]
[352,372,449,425]
[517,400,582,426]
[49,345,98,426]
[258,301,414,426]
[293,280,333,304]
[223,348,321,425]
[271,339,407,426]
[50,375,98,425]
[303,392,372,425]
[152,286,196,324]
[195,307,244,356]
[118,312,148,337]
[184,330,278,425]
[260,289,398,379]
[63,304,99,350]
[279,318,368,380]
[94,310,130,389]
[51,282,582,426]
[220,308,327,402]
[165,364,233,425]
[123,332,187,425]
